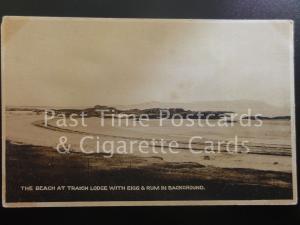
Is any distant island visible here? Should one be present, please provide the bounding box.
[6,105,290,120]
[51,105,233,120]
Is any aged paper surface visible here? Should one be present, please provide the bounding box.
[1,16,297,207]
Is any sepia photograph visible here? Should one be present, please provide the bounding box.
[1,16,297,207]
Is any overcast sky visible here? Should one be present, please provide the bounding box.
[3,17,293,107]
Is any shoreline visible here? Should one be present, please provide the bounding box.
[33,119,292,157]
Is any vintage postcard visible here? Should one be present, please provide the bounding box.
[1,17,297,207]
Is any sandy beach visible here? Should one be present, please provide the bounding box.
[6,111,293,172]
